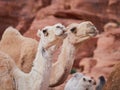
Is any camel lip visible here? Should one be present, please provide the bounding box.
[87,30,99,37]
[57,31,67,38]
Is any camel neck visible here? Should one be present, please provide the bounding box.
[13,40,53,90]
[14,42,52,90]
[32,41,51,72]
[58,38,76,67]
[50,38,76,86]
[30,41,52,90]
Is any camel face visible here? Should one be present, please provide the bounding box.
[66,21,98,45]
[65,73,96,90]
[81,76,96,86]
[53,23,66,36]
[37,23,66,49]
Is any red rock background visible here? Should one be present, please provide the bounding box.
[0,0,120,90]
[0,0,120,39]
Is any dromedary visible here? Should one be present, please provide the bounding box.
[0,23,66,90]
[0,21,98,88]
[64,73,96,90]
[50,21,99,87]
[0,26,38,72]
[0,51,16,90]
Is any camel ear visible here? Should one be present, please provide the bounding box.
[37,29,41,37]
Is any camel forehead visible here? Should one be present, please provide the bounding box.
[76,22,95,33]
[73,72,84,78]
[54,23,64,27]
[42,23,65,32]
[67,21,94,30]
[67,23,79,29]
[78,22,93,29]
[41,26,54,35]
[82,76,92,81]
[42,26,52,31]
[42,26,56,32]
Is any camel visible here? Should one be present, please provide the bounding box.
[64,73,96,90]
[64,72,84,90]
[0,23,66,90]
[49,21,99,87]
[0,51,16,90]
[64,73,105,90]
[0,21,98,88]
[0,26,38,73]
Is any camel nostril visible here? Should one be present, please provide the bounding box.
[63,30,66,34]
[91,77,94,79]
[93,81,96,85]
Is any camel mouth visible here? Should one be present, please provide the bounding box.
[57,30,67,38]
[87,29,99,37]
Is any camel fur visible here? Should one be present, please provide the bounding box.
[64,73,96,90]
[0,23,66,90]
[0,27,38,72]
[0,51,16,90]
[0,21,98,88]
[49,21,98,86]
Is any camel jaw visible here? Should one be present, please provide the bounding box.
[86,28,99,37]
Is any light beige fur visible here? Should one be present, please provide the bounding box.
[64,73,96,90]
[0,27,38,72]
[50,21,98,87]
[0,51,16,90]
[0,22,98,88]
[0,24,66,90]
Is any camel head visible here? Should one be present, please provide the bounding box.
[66,21,98,45]
[37,23,66,50]
[81,75,96,86]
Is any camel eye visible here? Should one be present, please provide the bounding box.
[70,27,77,33]
[43,29,47,33]
[88,80,92,83]
[56,26,61,28]
[43,29,48,36]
